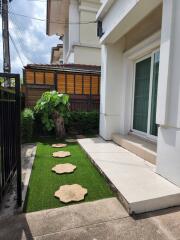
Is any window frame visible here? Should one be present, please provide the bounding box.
[131,48,160,141]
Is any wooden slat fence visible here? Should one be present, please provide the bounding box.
[23,67,100,111]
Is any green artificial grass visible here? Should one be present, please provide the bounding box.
[24,138,114,212]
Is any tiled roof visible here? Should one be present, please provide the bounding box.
[24,64,101,72]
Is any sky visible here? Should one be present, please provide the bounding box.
[0,0,60,75]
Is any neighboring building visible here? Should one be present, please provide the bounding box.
[97,0,180,187]
[51,44,63,64]
[46,0,101,65]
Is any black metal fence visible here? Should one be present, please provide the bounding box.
[0,73,22,207]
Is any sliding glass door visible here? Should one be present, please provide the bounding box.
[133,50,160,137]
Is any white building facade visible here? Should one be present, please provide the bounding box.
[97,0,180,187]
[47,0,101,65]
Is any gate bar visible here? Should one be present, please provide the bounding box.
[15,74,22,207]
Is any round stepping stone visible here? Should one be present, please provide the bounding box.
[52,143,67,148]
[65,138,77,143]
[54,184,88,203]
[52,151,71,158]
[52,163,76,174]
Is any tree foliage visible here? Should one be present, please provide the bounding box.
[34,91,70,132]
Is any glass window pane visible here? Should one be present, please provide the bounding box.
[133,57,151,133]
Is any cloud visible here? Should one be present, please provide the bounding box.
[0,0,60,75]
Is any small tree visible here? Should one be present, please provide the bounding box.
[34,91,70,138]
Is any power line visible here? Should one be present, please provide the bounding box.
[2,9,97,24]
[9,13,33,63]
[9,3,38,63]
[8,3,54,65]
[9,33,24,66]
[9,12,51,65]
[9,14,48,64]
[9,19,32,64]
[9,5,26,41]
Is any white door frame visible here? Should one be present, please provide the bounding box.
[123,31,161,141]
[131,49,160,141]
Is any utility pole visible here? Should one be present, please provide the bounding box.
[1,0,11,77]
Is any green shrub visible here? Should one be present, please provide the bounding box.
[66,111,99,135]
[21,108,34,143]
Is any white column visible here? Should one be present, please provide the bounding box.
[156,0,180,186]
[100,40,125,140]
[69,0,80,49]
[63,27,69,63]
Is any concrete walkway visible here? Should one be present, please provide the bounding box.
[0,197,180,240]
[0,144,36,219]
[78,138,180,214]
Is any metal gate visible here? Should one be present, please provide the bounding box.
[0,73,22,207]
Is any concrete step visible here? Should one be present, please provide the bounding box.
[78,137,180,214]
[112,133,157,164]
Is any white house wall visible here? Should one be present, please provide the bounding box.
[124,5,162,51]
[80,10,99,45]
[98,0,162,44]
[67,51,75,63]
[69,0,80,50]
[100,33,162,140]
[102,0,138,37]
[48,0,101,65]
[156,0,180,187]
[99,4,162,139]
[74,45,101,65]
[156,0,180,128]
[63,0,101,64]
[100,39,125,139]
[63,27,69,63]
[98,0,180,187]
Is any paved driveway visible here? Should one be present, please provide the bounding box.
[0,197,180,240]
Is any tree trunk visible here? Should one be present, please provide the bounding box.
[53,111,66,138]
